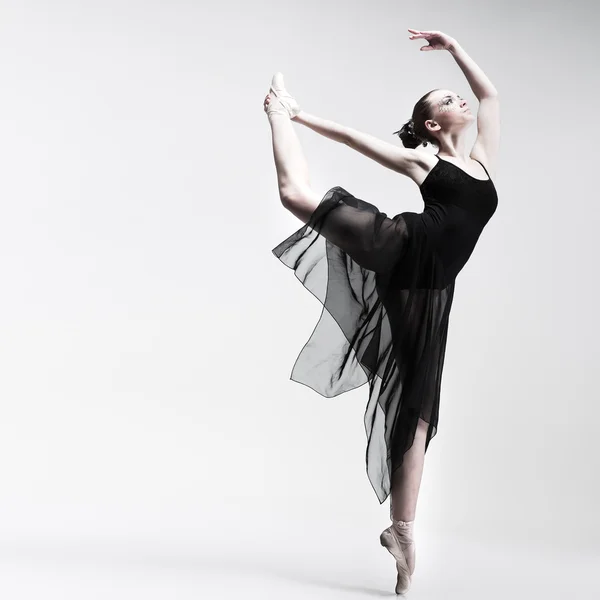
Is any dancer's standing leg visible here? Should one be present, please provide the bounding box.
[386,417,429,577]
[390,418,429,522]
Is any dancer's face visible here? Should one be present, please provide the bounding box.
[426,90,474,134]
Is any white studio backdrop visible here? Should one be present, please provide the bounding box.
[0,0,597,595]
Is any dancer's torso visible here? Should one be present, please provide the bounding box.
[400,155,498,284]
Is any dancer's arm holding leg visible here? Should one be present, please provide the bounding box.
[294,111,421,178]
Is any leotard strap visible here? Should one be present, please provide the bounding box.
[472,158,491,179]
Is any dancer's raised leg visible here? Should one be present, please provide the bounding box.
[264,74,320,224]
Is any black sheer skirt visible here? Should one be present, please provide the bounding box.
[272,186,454,504]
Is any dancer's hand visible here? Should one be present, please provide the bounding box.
[407,29,457,52]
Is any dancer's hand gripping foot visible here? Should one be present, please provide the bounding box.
[263,72,302,119]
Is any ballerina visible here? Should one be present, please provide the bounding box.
[264,28,499,595]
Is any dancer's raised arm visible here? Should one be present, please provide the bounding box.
[447,39,499,169]
[408,28,500,170]
[294,111,421,178]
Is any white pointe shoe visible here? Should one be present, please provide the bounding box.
[265,72,301,119]
[380,519,416,595]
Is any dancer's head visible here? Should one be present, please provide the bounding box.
[394,89,474,149]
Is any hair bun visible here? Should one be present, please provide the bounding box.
[392,118,424,149]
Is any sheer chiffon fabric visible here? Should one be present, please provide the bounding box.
[272,186,454,504]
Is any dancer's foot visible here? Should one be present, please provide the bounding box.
[263,92,287,118]
[380,519,416,595]
[263,72,301,119]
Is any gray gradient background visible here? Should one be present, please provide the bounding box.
[0,0,597,598]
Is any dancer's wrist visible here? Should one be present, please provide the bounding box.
[292,110,306,123]
[447,39,461,55]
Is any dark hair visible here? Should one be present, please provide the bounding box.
[393,89,440,149]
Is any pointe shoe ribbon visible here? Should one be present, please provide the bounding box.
[267,72,301,118]
[380,519,415,595]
